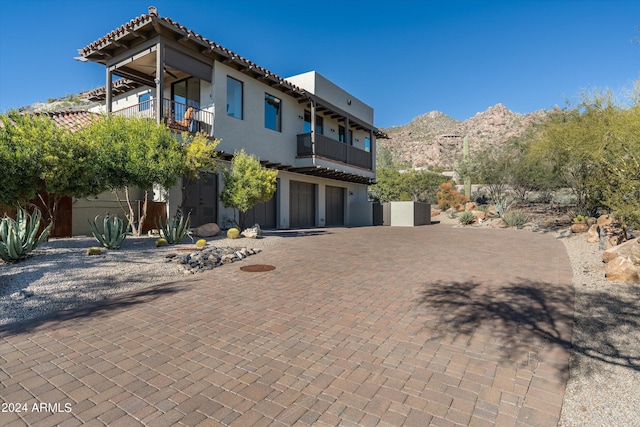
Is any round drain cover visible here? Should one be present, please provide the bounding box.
[240,264,276,272]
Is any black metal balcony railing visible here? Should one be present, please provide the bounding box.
[112,99,214,137]
[297,133,372,170]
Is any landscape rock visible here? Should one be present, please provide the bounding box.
[193,222,220,237]
[471,210,485,220]
[599,222,626,250]
[241,223,262,239]
[570,222,589,233]
[602,237,640,263]
[587,224,600,243]
[605,256,640,282]
[597,214,614,228]
[170,245,262,274]
[464,202,476,212]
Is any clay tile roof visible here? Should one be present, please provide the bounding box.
[40,110,100,132]
[79,10,304,95]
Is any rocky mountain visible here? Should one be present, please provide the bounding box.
[16,93,99,114]
[380,104,551,170]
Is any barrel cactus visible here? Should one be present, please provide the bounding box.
[227,227,240,239]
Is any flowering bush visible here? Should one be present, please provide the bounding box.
[436,182,467,210]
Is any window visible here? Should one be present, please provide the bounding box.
[365,137,371,152]
[138,92,151,111]
[304,110,323,135]
[265,93,282,132]
[172,77,201,120]
[227,76,243,119]
[339,126,345,143]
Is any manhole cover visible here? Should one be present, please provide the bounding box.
[240,264,276,272]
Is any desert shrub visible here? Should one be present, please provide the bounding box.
[501,209,530,227]
[458,211,475,225]
[437,182,467,210]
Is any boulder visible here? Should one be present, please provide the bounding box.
[605,256,640,282]
[597,214,614,227]
[194,223,220,237]
[241,223,262,239]
[586,224,600,243]
[603,237,640,263]
[464,202,476,212]
[599,222,626,250]
[571,222,589,233]
[471,210,486,220]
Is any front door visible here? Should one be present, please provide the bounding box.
[290,181,315,228]
[325,186,345,226]
[183,173,217,227]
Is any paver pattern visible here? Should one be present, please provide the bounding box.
[0,225,574,426]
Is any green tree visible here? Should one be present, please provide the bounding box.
[370,168,448,203]
[0,113,42,207]
[220,150,278,229]
[0,112,104,231]
[80,116,184,235]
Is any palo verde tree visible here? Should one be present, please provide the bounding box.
[529,83,640,225]
[220,149,278,229]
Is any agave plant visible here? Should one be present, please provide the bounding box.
[458,211,476,225]
[0,207,52,262]
[156,214,192,244]
[88,214,129,249]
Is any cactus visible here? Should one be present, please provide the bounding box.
[0,207,52,262]
[156,214,192,244]
[88,214,129,249]
[196,239,207,247]
[86,247,103,256]
[227,227,240,239]
[155,238,168,247]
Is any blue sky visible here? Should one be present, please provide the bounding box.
[0,0,638,128]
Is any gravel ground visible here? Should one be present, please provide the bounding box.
[0,233,282,327]
[1,220,638,425]
[558,234,640,427]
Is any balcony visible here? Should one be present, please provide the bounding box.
[297,133,372,170]
[112,99,214,137]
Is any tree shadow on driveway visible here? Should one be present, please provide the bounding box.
[416,278,640,377]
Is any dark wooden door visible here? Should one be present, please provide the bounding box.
[183,173,218,227]
[325,186,345,226]
[289,181,315,228]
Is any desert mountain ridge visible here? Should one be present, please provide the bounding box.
[380,103,553,170]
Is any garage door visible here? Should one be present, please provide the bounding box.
[290,181,315,228]
[325,186,345,226]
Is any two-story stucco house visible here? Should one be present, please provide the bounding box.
[80,6,384,229]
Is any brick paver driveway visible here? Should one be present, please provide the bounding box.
[1,225,573,426]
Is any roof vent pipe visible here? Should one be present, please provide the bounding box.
[148,6,158,16]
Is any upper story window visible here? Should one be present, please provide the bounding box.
[265,93,282,132]
[365,137,371,152]
[339,125,345,143]
[304,110,323,135]
[227,76,243,119]
[138,92,151,111]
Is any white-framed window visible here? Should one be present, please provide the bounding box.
[226,76,243,119]
[265,93,282,132]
